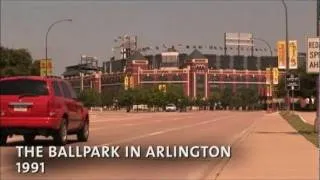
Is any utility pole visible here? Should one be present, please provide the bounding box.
[281,0,290,111]
[316,1,320,180]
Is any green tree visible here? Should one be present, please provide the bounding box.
[209,87,223,109]
[237,87,259,110]
[211,87,223,102]
[118,88,135,112]
[230,93,242,109]
[30,60,41,76]
[101,91,113,107]
[78,89,102,107]
[221,87,233,108]
[0,47,34,76]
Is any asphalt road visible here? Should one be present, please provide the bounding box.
[0,111,263,180]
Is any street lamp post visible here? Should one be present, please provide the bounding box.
[253,37,273,111]
[45,18,72,76]
[281,0,290,111]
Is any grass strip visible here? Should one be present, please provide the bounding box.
[279,111,317,147]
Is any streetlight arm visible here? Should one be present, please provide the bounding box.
[45,18,72,76]
[281,0,287,13]
[45,19,72,52]
[281,0,290,111]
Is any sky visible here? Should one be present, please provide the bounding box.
[1,0,316,75]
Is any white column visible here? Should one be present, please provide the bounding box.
[138,66,140,85]
[80,72,84,91]
[205,73,208,99]
[193,72,196,98]
[187,69,190,96]
[98,71,102,93]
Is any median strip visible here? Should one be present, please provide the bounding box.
[279,111,317,146]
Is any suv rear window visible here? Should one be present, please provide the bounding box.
[0,79,49,95]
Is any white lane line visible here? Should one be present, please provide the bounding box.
[123,123,135,126]
[148,131,164,136]
[202,119,259,180]
[98,115,233,146]
[90,114,196,125]
[90,114,217,131]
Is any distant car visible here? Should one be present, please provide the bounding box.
[165,104,177,112]
[0,76,89,146]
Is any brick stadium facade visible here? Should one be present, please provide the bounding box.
[63,48,285,100]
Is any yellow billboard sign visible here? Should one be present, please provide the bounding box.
[289,40,298,69]
[272,68,279,85]
[266,68,271,85]
[129,76,135,88]
[39,59,53,76]
[124,75,129,90]
[277,41,286,69]
[158,84,167,93]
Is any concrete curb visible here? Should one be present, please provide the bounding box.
[296,114,307,123]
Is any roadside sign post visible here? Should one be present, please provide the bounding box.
[291,86,294,112]
[286,73,300,112]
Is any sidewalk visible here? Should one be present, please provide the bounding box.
[209,112,318,180]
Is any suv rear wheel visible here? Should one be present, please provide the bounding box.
[0,135,8,146]
[77,120,89,142]
[23,135,36,144]
[53,118,68,146]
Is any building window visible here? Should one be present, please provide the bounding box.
[172,75,182,81]
[142,75,153,81]
[158,75,168,81]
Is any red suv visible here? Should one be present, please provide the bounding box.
[0,76,89,145]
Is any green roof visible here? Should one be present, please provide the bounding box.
[128,51,147,61]
[62,70,80,76]
[167,46,177,52]
[188,49,206,60]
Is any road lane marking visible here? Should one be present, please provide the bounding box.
[89,114,201,130]
[124,123,135,126]
[148,131,164,136]
[90,114,192,123]
[98,115,234,146]
[201,118,259,180]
